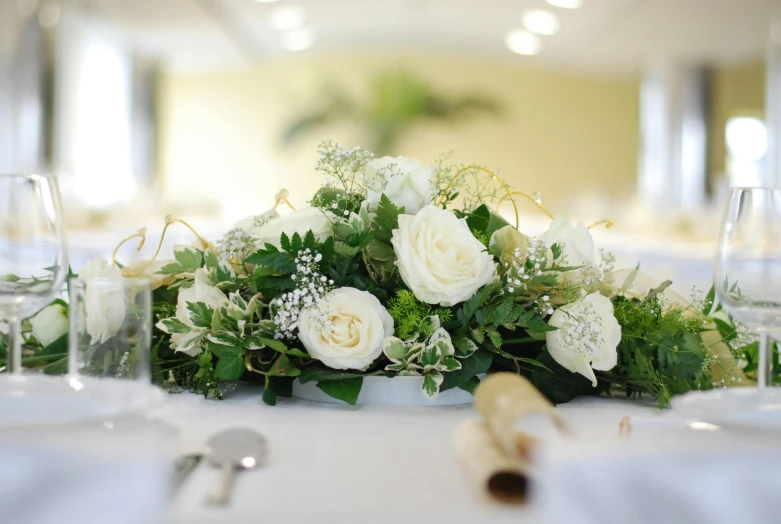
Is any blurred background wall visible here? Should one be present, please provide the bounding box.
[1,0,779,282]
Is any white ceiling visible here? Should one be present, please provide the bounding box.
[53,0,771,74]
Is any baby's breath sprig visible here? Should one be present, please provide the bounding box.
[271,248,334,340]
[314,141,374,193]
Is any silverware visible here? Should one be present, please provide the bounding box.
[205,428,268,506]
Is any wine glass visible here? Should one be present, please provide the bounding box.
[0,174,68,376]
[715,187,781,388]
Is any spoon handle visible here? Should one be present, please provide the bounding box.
[208,463,236,506]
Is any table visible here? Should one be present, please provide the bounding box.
[160,388,661,524]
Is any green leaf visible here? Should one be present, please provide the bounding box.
[466,204,512,237]
[214,261,235,283]
[279,233,292,253]
[263,376,294,406]
[206,332,240,346]
[203,249,219,269]
[245,248,296,274]
[530,352,592,404]
[373,194,404,242]
[255,337,288,353]
[334,241,361,258]
[702,285,716,315]
[525,316,558,332]
[422,371,444,399]
[174,245,204,271]
[267,354,301,377]
[644,280,673,302]
[298,365,366,384]
[440,351,493,392]
[187,302,213,329]
[209,343,246,380]
[317,377,363,405]
[160,318,190,334]
[459,281,500,324]
[458,376,481,394]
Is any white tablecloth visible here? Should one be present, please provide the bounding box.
[160,389,660,524]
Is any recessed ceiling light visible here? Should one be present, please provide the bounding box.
[546,0,583,8]
[280,28,315,51]
[522,9,560,36]
[267,6,306,30]
[505,30,542,56]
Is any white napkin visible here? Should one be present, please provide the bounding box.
[534,427,781,524]
[0,417,175,524]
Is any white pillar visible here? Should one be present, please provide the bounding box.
[765,0,781,185]
[638,62,708,209]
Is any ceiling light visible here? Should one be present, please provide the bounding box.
[522,9,560,36]
[505,30,542,56]
[280,28,314,51]
[267,6,306,30]
[546,0,583,8]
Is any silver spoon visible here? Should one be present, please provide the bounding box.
[205,428,268,506]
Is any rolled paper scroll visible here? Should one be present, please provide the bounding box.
[474,372,567,459]
[453,419,531,503]
[455,373,567,503]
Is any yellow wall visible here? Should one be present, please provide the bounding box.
[158,51,641,219]
[708,60,765,177]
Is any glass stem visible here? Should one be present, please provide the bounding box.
[758,333,772,388]
[7,319,22,375]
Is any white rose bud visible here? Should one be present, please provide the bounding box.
[79,258,126,345]
[156,269,229,356]
[365,156,436,215]
[298,287,394,370]
[545,292,621,386]
[30,304,68,347]
[542,215,600,284]
[238,207,333,250]
[392,205,496,306]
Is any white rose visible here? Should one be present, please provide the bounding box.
[79,258,126,345]
[365,156,436,215]
[545,292,621,387]
[543,214,599,269]
[120,259,176,290]
[156,269,229,356]
[238,207,333,249]
[30,304,68,347]
[392,205,496,306]
[297,287,394,370]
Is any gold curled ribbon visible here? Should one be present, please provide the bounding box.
[274,188,296,211]
[587,219,615,230]
[111,216,219,271]
[437,165,520,229]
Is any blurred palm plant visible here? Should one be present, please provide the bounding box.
[282,71,501,156]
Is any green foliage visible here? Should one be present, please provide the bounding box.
[605,295,714,408]
[317,377,364,405]
[160,246,204,275]
[387,290,454,340]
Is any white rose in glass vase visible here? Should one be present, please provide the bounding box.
[545,292,621,386]
[392,205,496,306]
[156,269,229,356]
[297,287,394,370]
[365,156,436,215]
[238,207,333,250]
[79,258,126,344]
[29,303,68,347]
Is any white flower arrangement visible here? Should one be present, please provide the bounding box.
[18,141,752,407]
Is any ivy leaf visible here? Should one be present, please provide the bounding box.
[208,343,246,380]
[255,336,288,353]
[317,377,363,405]
[187,302,213,329]
[263,376,294,406]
